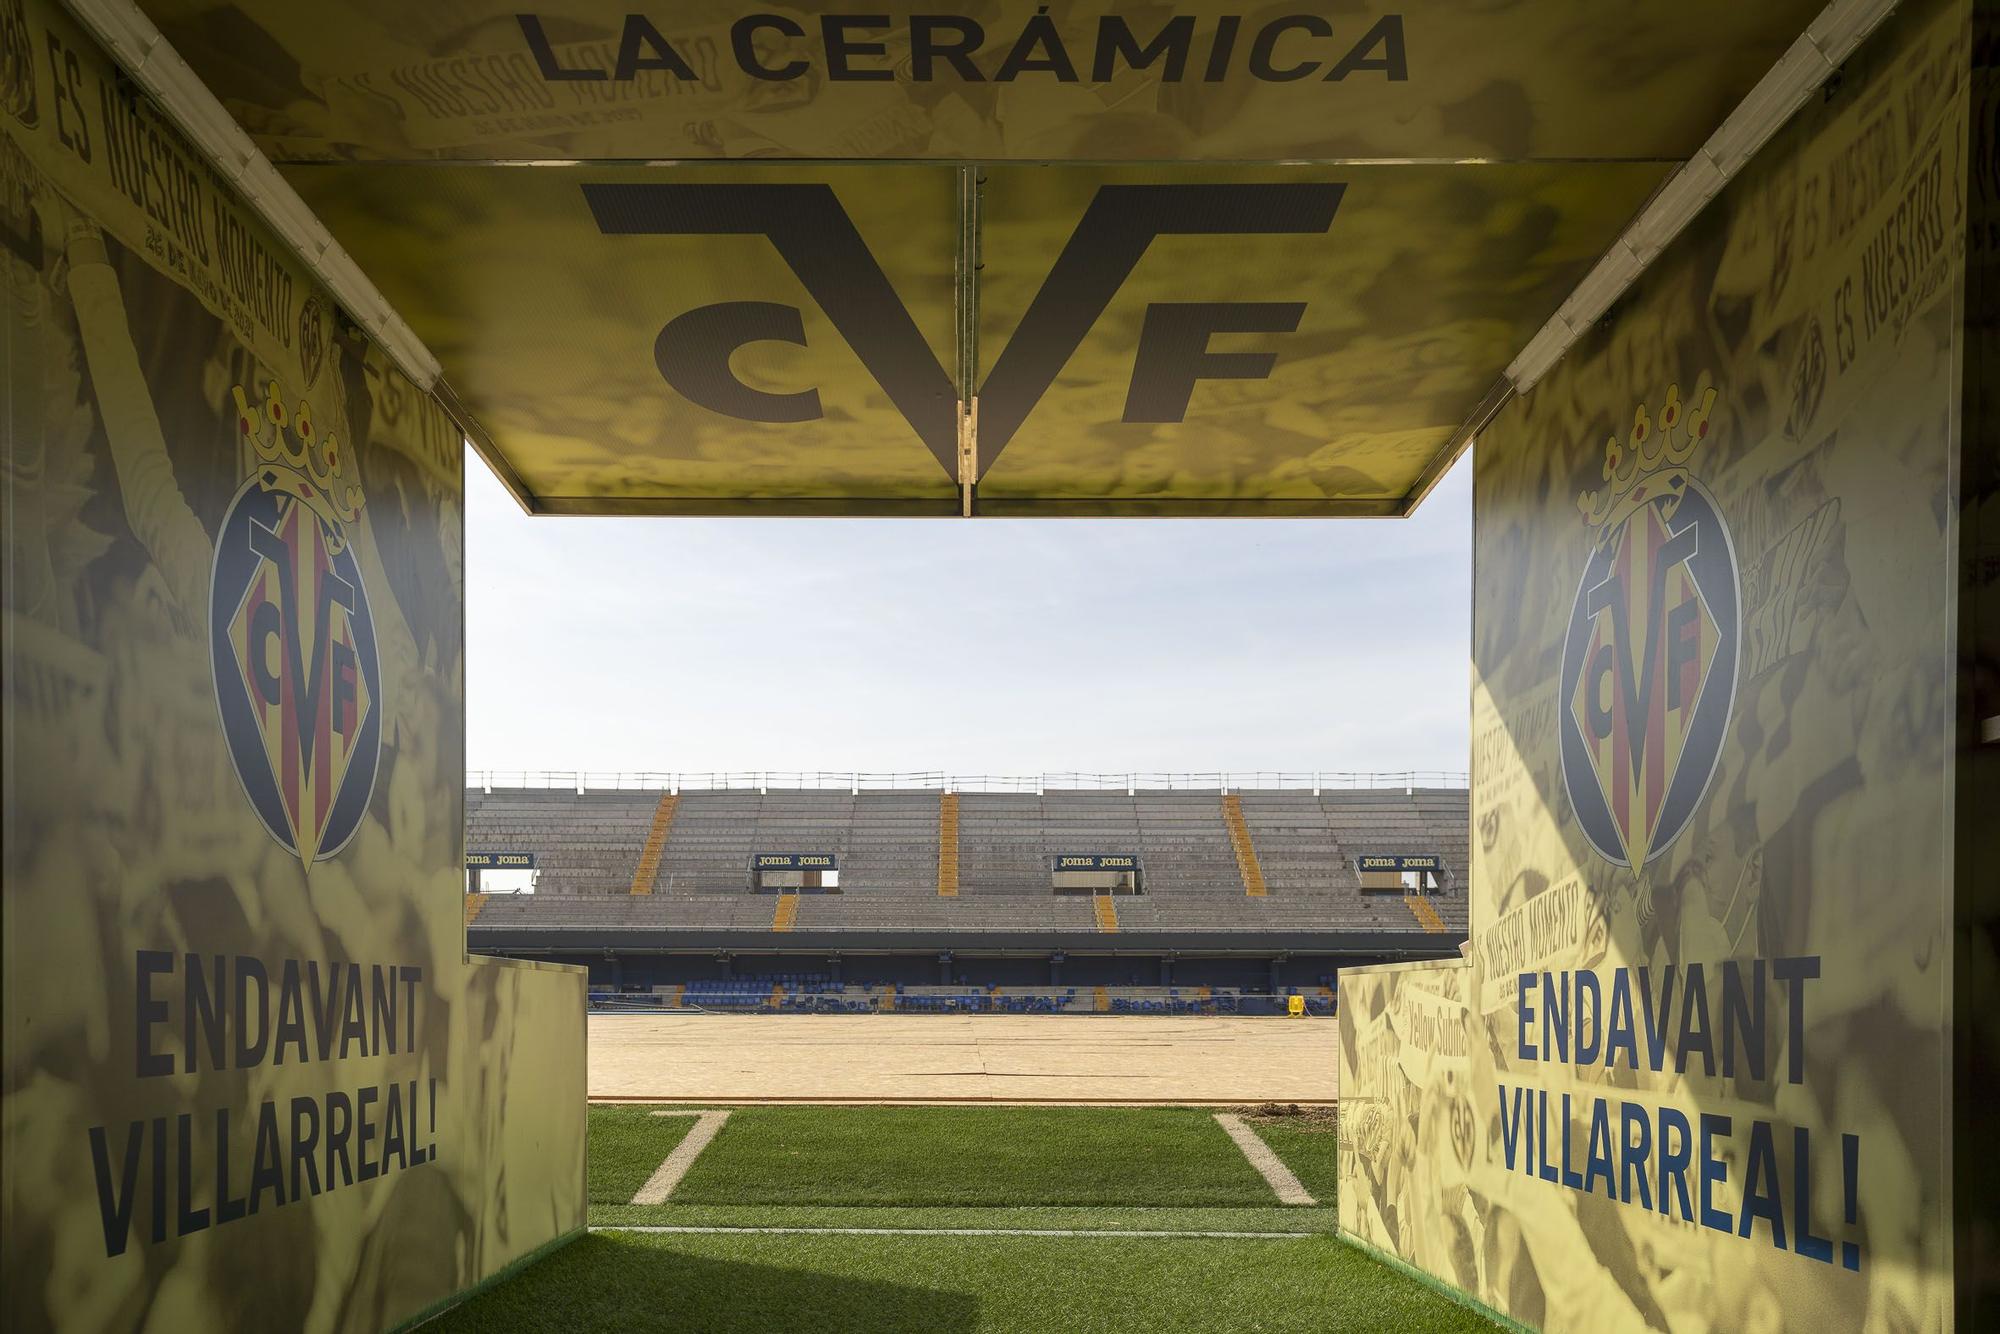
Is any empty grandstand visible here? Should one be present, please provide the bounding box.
[464,773,1467,1000]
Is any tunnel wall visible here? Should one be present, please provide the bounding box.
[1340,0,1971,1327]
[0,1,586,1329]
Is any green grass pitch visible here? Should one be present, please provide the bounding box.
[672,1106,1276,1207]
[431,1105,1496,1332]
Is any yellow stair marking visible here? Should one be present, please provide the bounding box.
[937,792,960,896]
[670,983,685,1008]
[628,792,680,894]
[1094,985,1111,1013]
[1093,893,1120,932]
[463,892,487,925]
[772,895,799,931]
[1405,894,1448,932]
[1221,794,1268,897]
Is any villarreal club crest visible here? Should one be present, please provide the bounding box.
[1559,383,1740,869]
[210,382,382,871]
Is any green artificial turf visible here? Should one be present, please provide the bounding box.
[586,1202,1338,1232]
[427,1231,1496,1333]
[1245,1116,1341,1206]
[448,1105,1492,1332]
[668,1106,1273,1207]
[587,1105,697,1204]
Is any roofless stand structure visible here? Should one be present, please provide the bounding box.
[461,782,1470,995]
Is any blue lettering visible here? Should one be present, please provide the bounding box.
[1658,1107,1693,1220]
[1620,1103,1653,1210]
[1582,1097,1615,1198]
[1498,1085,1526,1171]
[1677,963,1714,1076]
[1698,1113,1732,1233]
[1603,968,1639,1069]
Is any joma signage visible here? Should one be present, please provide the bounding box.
[587,181,1344,472]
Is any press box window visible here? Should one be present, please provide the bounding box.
[751,852,840,893]
[1050,853,1142,895]
[1355,853,1447,893]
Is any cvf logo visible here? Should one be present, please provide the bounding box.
[210,382,382,871]
[1558,383,1739,869]
[584,182,1343,473]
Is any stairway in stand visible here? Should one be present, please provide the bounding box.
[937,792,960,896]
[1404,894,1448,932]
[1093,893,1120,932]
[1220,794,1268,897]
[629,792,680,894]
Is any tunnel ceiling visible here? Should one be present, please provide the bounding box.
[140,1,1828,516]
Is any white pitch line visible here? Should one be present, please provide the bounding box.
[630,1110,732,1205]
[593,1226,1315,1238]
[1213,1113,1317,1206]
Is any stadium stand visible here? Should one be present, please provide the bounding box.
[466,776,1469,996]
[589,981,1335,1016]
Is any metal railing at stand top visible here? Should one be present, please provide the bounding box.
[467,769,1468,794]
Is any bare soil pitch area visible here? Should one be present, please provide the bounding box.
[590,1013,1340,1104]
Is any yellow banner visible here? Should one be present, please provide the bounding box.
[141,1,1825,163]
[2,2,585,1328]
[284,157,1663,514]
[971,162,1662,514]
[1340,0,1967,1327]
[288,162,962,511]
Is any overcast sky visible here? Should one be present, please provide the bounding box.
[464,451,1472,779]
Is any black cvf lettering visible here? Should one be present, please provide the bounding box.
[653,302,821,422]
[585,183,958,470]
[586,181,1342,478]
[974,184,1342,468]
[1122,302,1305,422]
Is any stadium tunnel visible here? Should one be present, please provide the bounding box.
[2,0,1997,1330]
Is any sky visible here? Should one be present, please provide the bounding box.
[464,452,1472,780]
